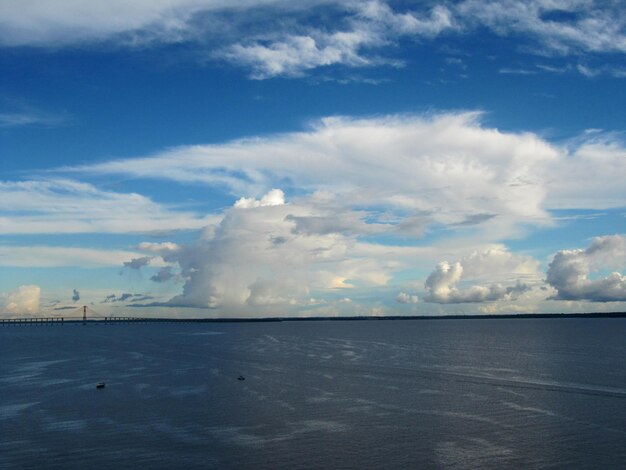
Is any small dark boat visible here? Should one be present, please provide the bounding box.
[237,376,245,381]
[96,382,106,389]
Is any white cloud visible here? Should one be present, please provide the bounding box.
[546,133,626,209]
[138,188,535,314]
[0,0,454,77]
[74,112,626,219]
[423,247,538,304]
[3,108,623,314]
[221,32,376,79]
[396,292,419,304]
[1,1,623,79]
[7,111,618,314]
[459,246,543,280]
[0,0,346,48]
[72,112,564,240]
[1,285,41,316]
[0,246,165,268]
[0,179,218,234]
[457,0,626,56]
[156,189,405,313]
[359,2,454,37]
[576,64,626,78]
[247,278,308,306]
[234,188,285,208]
[0,0,225,47]
[498,68,537,75]
[220,2,454,78]
[137,242,182,255]
[0,110,71,128]
[546,235,626,301]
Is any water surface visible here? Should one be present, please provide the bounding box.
[2,318,625,469]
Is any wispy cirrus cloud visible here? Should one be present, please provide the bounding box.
[0,179,219,235]
[219,2,454,78]
[0,107,72,128]
[0,95,73,127]
[1,1,624,78]
[0,0,212,47]
[0,246,166,268]
[0,0,337,47]
[577,63,626,78]
[457,0,626,56]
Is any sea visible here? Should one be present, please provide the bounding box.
[1,318,625,469]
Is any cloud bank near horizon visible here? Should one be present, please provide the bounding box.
[121,192,622,314]
[2,111,625,316]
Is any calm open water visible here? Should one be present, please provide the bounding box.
[1,318,625,469]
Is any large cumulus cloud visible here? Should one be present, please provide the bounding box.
[145,189,408,313]
[546,235,626,301]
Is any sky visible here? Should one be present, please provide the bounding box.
[1,0,625,318]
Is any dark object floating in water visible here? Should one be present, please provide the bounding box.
[237,376,245,381]
[96,382,106,389]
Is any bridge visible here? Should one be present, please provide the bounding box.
[0,305,280,325]
[0,305,180,325]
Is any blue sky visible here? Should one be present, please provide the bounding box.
[1,0,625,317]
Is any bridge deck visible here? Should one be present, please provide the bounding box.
[0,317,178,325]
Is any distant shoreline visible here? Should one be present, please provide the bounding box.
[4,311,625,324]
[154,311,626,322]
[134,312,626,322]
